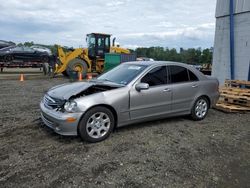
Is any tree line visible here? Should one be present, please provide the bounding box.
[134,47,213,65]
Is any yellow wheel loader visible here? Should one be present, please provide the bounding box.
[54,33,130,77]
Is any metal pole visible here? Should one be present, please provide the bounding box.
[248,62,250,81]
[230,0,235,80]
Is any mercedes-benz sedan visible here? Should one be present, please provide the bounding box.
[40,61,219,142]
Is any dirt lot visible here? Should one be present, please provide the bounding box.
[0,78,249,188]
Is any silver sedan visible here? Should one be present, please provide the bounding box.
[40,61,219,142]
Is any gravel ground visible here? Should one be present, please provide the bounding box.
[0,78,249,188]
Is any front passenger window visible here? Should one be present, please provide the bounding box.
[141,66,167,87]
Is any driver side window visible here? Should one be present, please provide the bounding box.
[141,66,167,87]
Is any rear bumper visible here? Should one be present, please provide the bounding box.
[40,102,83,136]
[210,92,220,108]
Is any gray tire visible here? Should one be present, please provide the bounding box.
[190,97,209,121]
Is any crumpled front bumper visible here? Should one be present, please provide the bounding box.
[40,101,83,136]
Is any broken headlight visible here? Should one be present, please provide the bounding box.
[64,101,77,112]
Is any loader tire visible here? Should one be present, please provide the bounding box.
[66,58,88,78]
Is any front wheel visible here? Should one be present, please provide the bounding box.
[78,107,115,142]
[66,58,88,79]
[190,97,209,121]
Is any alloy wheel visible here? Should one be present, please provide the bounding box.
[86,112,111,139]
[195,99,208,118]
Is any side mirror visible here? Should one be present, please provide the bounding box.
[135,83,149,92]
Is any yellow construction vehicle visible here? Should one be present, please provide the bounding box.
[54,33,130,77]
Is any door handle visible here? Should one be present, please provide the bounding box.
[163,88,171,92]
[192,85,198,88]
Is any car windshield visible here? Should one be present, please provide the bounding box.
[97,64,147,85]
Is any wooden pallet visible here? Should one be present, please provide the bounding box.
[220,92,250,99]
[215,102,250,113]
[224,79,250,88]
[216,80,250,112]
[219,97,250,107]
[219,87,250,96]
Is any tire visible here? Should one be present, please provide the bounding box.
[41,56,49,63]
[190,97,209,121]
[78,106,115,143]
[4,55,13,62]
[66,58,88,78]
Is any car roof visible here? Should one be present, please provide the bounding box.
[125,61,188,67]
[31,45,48,48]
[124,61,207,80]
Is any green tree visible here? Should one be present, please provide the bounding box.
[135,46,212,65]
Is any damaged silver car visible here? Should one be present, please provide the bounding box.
[40,61,219,142]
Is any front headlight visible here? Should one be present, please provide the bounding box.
[64,101,77,112]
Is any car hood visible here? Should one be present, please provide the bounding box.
[47,80,123,100]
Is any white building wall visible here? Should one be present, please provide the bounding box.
[234,12,250,80]
[216,0,250,17]
[212,0,250,84]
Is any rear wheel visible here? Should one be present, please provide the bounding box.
[4,55,13,62]
[78,106,115,142]
[66,58,88,78]
[190,97,209,121]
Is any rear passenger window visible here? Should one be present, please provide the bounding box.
[141,66,167,87]
[188,70,199,81]
[169,65,189,83]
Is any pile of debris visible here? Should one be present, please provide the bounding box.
[215,80,250,112]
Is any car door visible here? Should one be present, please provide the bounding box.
[168,65,200,113]
[22,47,36,61]
[129,65,172,120]
[10,46,24,60]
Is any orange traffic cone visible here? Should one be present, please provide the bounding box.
[78,72,82,81]
[87,73,92,80]
[20,74,24,82]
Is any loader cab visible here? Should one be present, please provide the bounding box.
[86,33,111,59]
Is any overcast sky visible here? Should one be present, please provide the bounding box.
[0,0,216,49]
